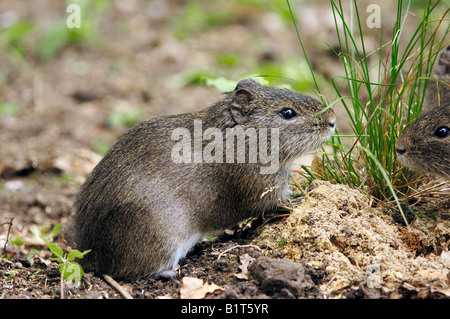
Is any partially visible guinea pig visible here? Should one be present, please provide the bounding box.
[396,103,450,179]
[423,46,450,114]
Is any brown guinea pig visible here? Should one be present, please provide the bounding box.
[396,103,450,179]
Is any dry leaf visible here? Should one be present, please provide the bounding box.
[53,148,101,177]
[180,277,223,299]
[234,253,254,280]
[310,156,324,178]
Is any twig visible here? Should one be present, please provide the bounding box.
[215,244,262,260]
[101,274,133,299]
[1,217,14,256]
[60,263,66,299]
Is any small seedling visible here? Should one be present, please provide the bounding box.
[10,236,24,247]
[38,233,91,298]
[107,107,145,128]
[26,249,39,266]
[41,237,90,282]
[36,0,111,60]
[278,239,287,248]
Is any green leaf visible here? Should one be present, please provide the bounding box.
[107,108,144,128]
[215,53,241,67]
[11,236,24,247]
[0,101,20,117]
[204,77,237,92]
[27,249,39,266]
[36,19,70,60]
[47,242,64,259]
[39,226,49,235]
[50,223,62,239]
[0,20,35,56]
[60,262,85,283]
[67,249,91,261]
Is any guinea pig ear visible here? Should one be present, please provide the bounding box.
[230,84,255,124]
[439,46,450,68]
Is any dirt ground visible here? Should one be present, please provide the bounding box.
[1,0,449,300]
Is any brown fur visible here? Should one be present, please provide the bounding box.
[423,46,450,113]
[396,103,450,179]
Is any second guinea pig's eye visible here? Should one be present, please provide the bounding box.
[280,108,297,120]
[434,126,449,139]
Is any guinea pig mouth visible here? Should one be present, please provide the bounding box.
[396,147,428,174]
[396,153,417,171]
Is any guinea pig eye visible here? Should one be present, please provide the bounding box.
[280,108,297,120]
[434,126,449,139]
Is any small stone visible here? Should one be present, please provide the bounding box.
[391,204,416,226]
[249,256,320,298]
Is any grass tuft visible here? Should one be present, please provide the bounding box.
[288,0,449,211]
